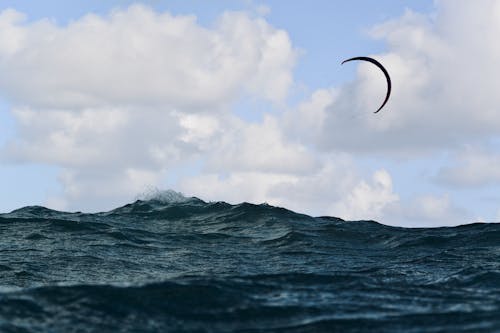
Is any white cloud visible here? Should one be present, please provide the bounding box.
[53,166,164,212]
[179,165,404,225]
[3,107,183,168]
[177,114,349,213]
[205,115,318,175]
[384,193,470,227]
[0,5,297,211]
[1,1,498,228]
[179,171,296,206]
[178,160,356,218]
[435,146,500,188]
[414,194,454,220]
[0,5,296,110]
[175,112,220,148]
[284,88,336,144]
[331,169,399,221]
[287,1,500,155]
[175,111,397,220]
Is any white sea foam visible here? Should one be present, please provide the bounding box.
[135,188,190,204]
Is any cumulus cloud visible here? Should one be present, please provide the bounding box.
[286,0,500,155]
[178,157,356,217]
[274,0,500,224]
[0,6,295,109]
[205,115,319,175]
[0,5,297,211]
[0,1,496,227]
[176,108,399,220]
[331,169,399,221]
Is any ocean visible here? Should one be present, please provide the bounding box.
[1,192,499,332]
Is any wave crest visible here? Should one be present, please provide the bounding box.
[135,188,190,204]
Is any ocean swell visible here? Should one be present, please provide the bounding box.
[1,194,499,332]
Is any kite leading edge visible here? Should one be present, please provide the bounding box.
[341,56,391,114]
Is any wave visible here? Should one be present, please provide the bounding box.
[1,195,500,332]
[1,274,499,333]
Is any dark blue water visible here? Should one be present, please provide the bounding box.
[1,193,499,332]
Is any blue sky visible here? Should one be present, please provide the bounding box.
[1,0,499,227]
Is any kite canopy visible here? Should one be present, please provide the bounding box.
[341,56,391,114]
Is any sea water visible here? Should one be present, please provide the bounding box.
[1,193,499,332]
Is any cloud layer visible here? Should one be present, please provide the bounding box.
[1,1,499,226]
[0,5,299,211]
[0,6,295,109]
[288,1,500,156]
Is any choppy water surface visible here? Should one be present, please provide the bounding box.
[1,194,499,332]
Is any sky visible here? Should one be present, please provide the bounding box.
[1,0,499,227]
